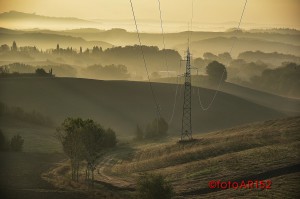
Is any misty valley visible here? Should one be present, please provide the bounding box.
[0,6,300,199]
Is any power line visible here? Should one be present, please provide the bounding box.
[129,0,161,118]
[157,0,169,77]
[197,0,248,111]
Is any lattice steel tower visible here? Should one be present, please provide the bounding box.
[181,48,193,140]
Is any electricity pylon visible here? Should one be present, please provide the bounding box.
[181,48,193,140]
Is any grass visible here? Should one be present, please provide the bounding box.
[39,116,300,198]
[97,116,300,198]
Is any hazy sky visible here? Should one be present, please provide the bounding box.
[0,0,299,30]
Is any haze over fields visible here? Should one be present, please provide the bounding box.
[0,0,300,198]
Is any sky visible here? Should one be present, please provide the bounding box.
[0,0,299,31]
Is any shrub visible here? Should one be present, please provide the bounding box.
[137,173,174,199]
[10,134,24,152]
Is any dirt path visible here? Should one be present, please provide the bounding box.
[94,154,135,191]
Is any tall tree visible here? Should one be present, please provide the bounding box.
[11,41,18,51]
[206,61,227,84]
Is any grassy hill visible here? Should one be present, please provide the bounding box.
[0,77,285,137]
[42,116,300,198]
[90,116,300,198]
[156,77,300,116]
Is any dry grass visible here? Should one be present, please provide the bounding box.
[105,116,300,198]
[112,117,300,174]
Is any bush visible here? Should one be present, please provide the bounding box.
[137,173,174,199]
[10,134,24,152]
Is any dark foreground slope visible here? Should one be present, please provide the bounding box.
[0,152,88,199]
[0,77,285,135]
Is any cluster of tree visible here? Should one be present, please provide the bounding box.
[194,52,232,68]
[134,118,169,141]
[53,44,77,55]
[0,62,76,77]
[0,102,54,127]
[81,64,130,80]
[0,41,39,54]
[228,59,268,82]
[0,130,24,152]
[250,62,300,97]
[137,173,174,199]
[1,42,182,78]
[238,51,300,65]
[56,118,117,183]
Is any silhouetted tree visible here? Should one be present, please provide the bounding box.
[137,173,174,199]
[56,118,86,181]
[56,118,117,183]
[206,61,227,83]
[11,41,18,51]
[0,44,10,52]
[10,134,24,152]
[35,68,47,76]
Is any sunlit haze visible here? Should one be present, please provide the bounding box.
[0,0,299,32]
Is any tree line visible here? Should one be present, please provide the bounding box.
[0,129,24,152]
[0,102,54,127]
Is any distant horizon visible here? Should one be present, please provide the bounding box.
[0,10,299,33]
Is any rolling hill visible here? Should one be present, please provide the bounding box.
[0,28,113,50]
[0,11,98,30]
[175,37,300,57]
[44,116,300,198]
[0,77,285,137]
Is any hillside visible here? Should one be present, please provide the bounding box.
[176,37,300,57]
[0,28,112,50]
[1,26,298,57]
[156,77,300,116]
[27,28,300,48]
[0,77,285,137]
[45,116,300,198]
[0,11,98,30]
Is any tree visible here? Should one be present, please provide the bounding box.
[137,173,174,199]
[145,117,168,139]
[218,52,232,63]
[10,134,24,152]
[206,61,227,83]
[11,41,18,51]
[35,68,47,76]
[0,44,10,52]
[56,118,86,181]
[134,125,144,141]
[203,52,218,60]
[56,117,117,183]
